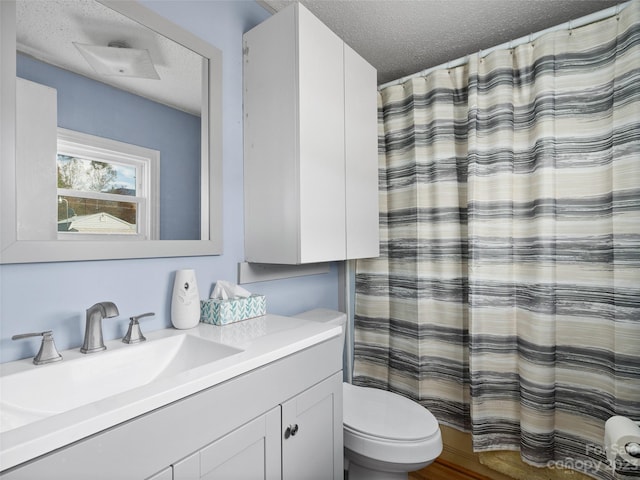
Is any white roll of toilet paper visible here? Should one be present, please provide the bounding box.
[604,416,640,469]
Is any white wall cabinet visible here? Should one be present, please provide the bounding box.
[1,336,343,480]
[243,3,379,264]
[16,78,58,241]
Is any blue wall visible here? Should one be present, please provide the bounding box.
[0,0,340,363]
[17,54,201,241]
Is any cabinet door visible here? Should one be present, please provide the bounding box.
[243,4,299,264]
[243,4,346,264]
[146,467,172,480]
[297,5,346,264]
[173,407,281,480]
[282,372,343,479]
[344,45,380,260]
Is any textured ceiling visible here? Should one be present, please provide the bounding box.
[16,0,202,115]
[261,0,623,85]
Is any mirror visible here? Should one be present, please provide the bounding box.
[0,0,222,263]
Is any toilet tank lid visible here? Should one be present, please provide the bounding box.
[343,383,440,442]
[293,308,346,325]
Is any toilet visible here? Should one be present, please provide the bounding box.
[295,309,442,480]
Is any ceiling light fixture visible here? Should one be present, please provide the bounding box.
[73,41,160,80]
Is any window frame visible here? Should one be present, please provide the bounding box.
[56,128,160,240]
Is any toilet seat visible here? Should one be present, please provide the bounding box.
[343,383,439,441]
[343,383,442,465]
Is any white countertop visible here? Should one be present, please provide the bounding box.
[0,314,340,471]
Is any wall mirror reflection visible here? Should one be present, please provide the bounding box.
[1,0,223,263]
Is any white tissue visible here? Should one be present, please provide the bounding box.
[210,280,251,300]
[604,415,640,471]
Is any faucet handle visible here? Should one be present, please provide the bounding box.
[12,331,63,365]
[122,312,155,344]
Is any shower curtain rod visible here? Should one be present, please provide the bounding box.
[378,0,632,90]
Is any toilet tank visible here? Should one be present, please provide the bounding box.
[294,309,347,350]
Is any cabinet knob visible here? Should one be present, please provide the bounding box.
[284,423,299,439]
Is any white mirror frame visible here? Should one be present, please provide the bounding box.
[0,0,223,263]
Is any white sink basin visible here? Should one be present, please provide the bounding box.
[0,334,242,432]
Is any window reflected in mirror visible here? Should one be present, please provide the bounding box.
[56,129,159,239]
[16,0,203,241]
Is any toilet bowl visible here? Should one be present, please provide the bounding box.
[343,382,442,480]
[294,309,443,480]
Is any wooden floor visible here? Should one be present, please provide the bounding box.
[409,459,496,480]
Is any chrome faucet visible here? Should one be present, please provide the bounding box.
[12,330,63,365]
[81,301,119,354]
[122,312,155,344]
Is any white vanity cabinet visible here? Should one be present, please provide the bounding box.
[173,372,342,480]
[172,407,281,479]
[281,372,343,479]
[147,468,173,480]
[0,334,343,480]
[243,3,379,264]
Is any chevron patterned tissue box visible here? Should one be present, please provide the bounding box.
[200,294,266,325]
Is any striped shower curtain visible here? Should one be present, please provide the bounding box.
[353,2,640,479]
